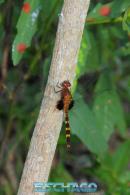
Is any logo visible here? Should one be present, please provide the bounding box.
[33,182,98,193]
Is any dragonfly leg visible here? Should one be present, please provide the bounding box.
[56,81,62,88]
[54,81,63,93]
[54,89,62,93]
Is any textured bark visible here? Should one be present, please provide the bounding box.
[17,0,90,194]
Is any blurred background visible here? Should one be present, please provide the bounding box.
[0,0,130,194]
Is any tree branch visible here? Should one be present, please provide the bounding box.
[17,0,90,194]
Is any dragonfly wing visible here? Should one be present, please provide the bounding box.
[69,100,74,110]
[56,99,64,110]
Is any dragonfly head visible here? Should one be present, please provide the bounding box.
[61,80,71,88]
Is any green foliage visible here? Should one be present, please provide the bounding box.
[93,73,126,139]
[12,0,42,65]
[70,94,108,156]
[111,0,130,18]
[0,0,4,4]
[87,0,130,23]
[77,30,100,76]
[122,7,130,33]
[0,0,130,194]
[94,140,130,194]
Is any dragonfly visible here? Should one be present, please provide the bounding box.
[56,67,113,150]
[56,80,74,149]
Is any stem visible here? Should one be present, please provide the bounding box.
[86,16,125,25]
[17,0,90,194]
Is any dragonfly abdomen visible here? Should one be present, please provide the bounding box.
[65,111,71,149]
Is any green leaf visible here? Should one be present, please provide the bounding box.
[88,3,111,19]
[0,0,5,4]
[122,7,130,33]
[112,140,130,175]
[113,93,127,137]
[87,3,112,24]
[70,93,107,156]
[87,0,130,24]
[77,30,100,77]
[117,42,130,56]
[93,72,126,140]
[12,0,41,65]
[120,171,130,183]
[111,0,130,18]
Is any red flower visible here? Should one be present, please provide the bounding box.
[99,6,111,16]
[17,43,27,53]
[22,2,31,14]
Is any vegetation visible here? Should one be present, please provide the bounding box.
[0,0,130,194]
